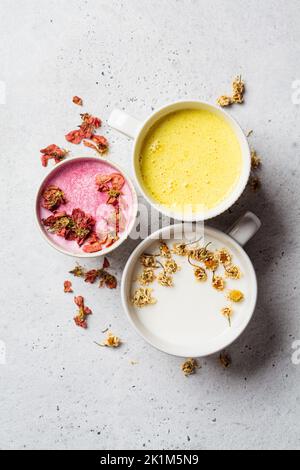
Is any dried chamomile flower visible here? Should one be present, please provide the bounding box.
[204,255,219,272]
[181,358,199,377]
[221,306,233,326]
[217,76,245,108]
[138,268,156,286]
[172,242,188,256]
[101,332,121,348]
[217,95,233,107]
[232,75,245,104]
[218,248,232,266]
[212,276,225,291]
[160,242,171,258]
[249,176,261,192]
[140,254,157,268]
[225,265,242,280]
[219,352,232,368]
[132,288,157,308]
[251,150,261,170]
[228,290,244,303]
[157,272,173,287]
[194,266,207,282]
[189,243,211,262]
[164,259,180,274]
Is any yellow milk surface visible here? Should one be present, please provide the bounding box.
[139,109,242,213]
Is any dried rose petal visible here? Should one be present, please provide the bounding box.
[103,257,110,269]
[106,189,121,205]
[80,113,101,138]
[74,295,84,308]
[41,154,51,167]
[84,135,109,155]
[82,232,103,253]
[83,140,99,151]
[42,212,72,238]
[110,173,125,191]
[92,135,109,153]
[95,174,112,192]
[74,316,88,329]
[95,173,125,193]
[69,208,96,246]
[105,275,117,289]
[64,280,73,293]
[43,208,95,247]
[84,269,99,284]
[73,96,83,106]
[65,129,84,144]
[95,173,124,239]
[73,296,92,329]
[40,144,68,167]
[66,113,101,145]
[106,235,119,248]
[42,185,66,212]
[99,271,117,289]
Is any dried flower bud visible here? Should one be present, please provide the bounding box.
[72,96,83,106]
[225,265,242,280]
[164,259,180,274]
[42,185,66,212]
[212,276,225,291]
[228,290,244,303]
[138,268,156,286]
[102,332,121,348]
[64,280,73,293]
[218,248,232,265]
[251,150,261,170]
[221,306,233,327]
[219,352,232,368]
[217,95,233,107]
[132,288,157,308]
[157,272,173,287]
[194,266,207,282]
[181,358,199,376]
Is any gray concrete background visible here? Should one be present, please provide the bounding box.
[0,0,300,450]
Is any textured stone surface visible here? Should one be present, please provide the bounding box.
[0,0,300,450]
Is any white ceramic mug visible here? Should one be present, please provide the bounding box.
[108,101,251,222]
[35,156,138,258]
[121,212,261,357]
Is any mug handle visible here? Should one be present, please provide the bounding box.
[228,212,261,247]
[108,109,142,139]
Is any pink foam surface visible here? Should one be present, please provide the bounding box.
[38,159,134,254]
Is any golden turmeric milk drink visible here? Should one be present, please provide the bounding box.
[139,109,242,214]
